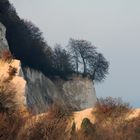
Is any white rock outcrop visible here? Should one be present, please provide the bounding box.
[0,22,9,53]
[62,76,97,109]
[23,68,97,112]
[22,68,62,113]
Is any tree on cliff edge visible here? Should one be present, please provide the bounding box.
[68,38,96,75]
[68,38,109,82]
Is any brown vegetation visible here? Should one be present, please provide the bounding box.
[94,97,131,121]
[1,66,140,140]
[17,103,73,140]
[74,97,140,140]
[0,71,25,140]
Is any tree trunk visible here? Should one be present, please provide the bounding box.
[75,57,79,74]
[82,57,86,75]
[92,68,96,80]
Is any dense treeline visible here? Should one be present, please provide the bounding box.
[0,0,55,76]
[0,0,109,82]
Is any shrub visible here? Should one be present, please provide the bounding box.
[94,97,131,120]
[91,97,132,140]
[0,75,25,140]
[17,103,73,140]
[120,115,140,140]
[0,77,17,114]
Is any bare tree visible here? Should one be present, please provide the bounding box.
[68,38,109,82]
[87,53,109,82]
[68,38,96,75]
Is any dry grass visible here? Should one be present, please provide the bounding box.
[0,64,28,140]
[1,90,140,140]
[94,97,131,120]
[91,97,132,140]
[0,74,26,140]
[1,62,140,140]
[17,103,73,140]
[0,77,17,115]
[0,110,25,140]
[73,97,140,140]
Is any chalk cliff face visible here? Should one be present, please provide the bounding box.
[61,76,97,109]
[22,68,63,113]
[0,22,97,113]
[0,23,9,53]
[22,68,97,113]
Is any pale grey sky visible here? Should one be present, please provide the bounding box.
[10,0,140,107]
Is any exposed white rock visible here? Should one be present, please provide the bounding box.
[62,76,97,109]
[0,22,9,53]
[22,68,62,113]
[23,68,97,113]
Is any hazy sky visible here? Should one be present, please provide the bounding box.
[10,0,140,107]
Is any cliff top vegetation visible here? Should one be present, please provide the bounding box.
[0,0,109,83]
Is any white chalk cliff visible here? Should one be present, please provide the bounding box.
[0,22,9,54]
[0,22,97,113]
[22,68,97,112]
